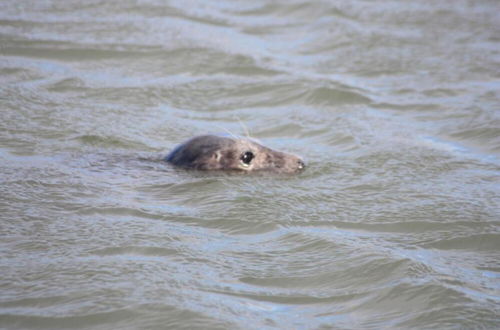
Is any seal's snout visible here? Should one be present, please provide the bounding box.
[297,159,305,171]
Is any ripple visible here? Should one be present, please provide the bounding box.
[1,0,499,329]
[71,134,147,149]
[89,246,178,257]
[305,85,372,105]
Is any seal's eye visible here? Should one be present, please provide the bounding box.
[240,151,254,166]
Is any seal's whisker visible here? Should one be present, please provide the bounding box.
[237,117,251,139]
[215,125,238,141]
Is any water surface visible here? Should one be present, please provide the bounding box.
[1,0,499,329]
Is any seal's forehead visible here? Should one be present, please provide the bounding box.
[186,135,266,155]
[234,138,265,152]
[190,135,234,148]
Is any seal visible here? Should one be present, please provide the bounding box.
[165,135,305,173]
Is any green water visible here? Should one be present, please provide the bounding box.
[1,0,499,328]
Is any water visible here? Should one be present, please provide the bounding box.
[1,0,499,328]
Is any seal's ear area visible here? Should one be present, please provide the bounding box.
[218,150,238,169]
[196,150,223,170]
[213,151,221,161]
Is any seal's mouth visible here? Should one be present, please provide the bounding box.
[297,159,306,171]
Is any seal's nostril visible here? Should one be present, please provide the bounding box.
[297,159,305,170]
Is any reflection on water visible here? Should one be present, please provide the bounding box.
[1,0,499,328]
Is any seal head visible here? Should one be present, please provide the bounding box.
[166,135,305,173]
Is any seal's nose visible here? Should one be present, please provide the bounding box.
[297,159,305,170]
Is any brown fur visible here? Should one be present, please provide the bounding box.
[165,135,305,173]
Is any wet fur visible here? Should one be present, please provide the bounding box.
[166,135,305,173]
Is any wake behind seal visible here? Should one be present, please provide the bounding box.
[165,135,305,174]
